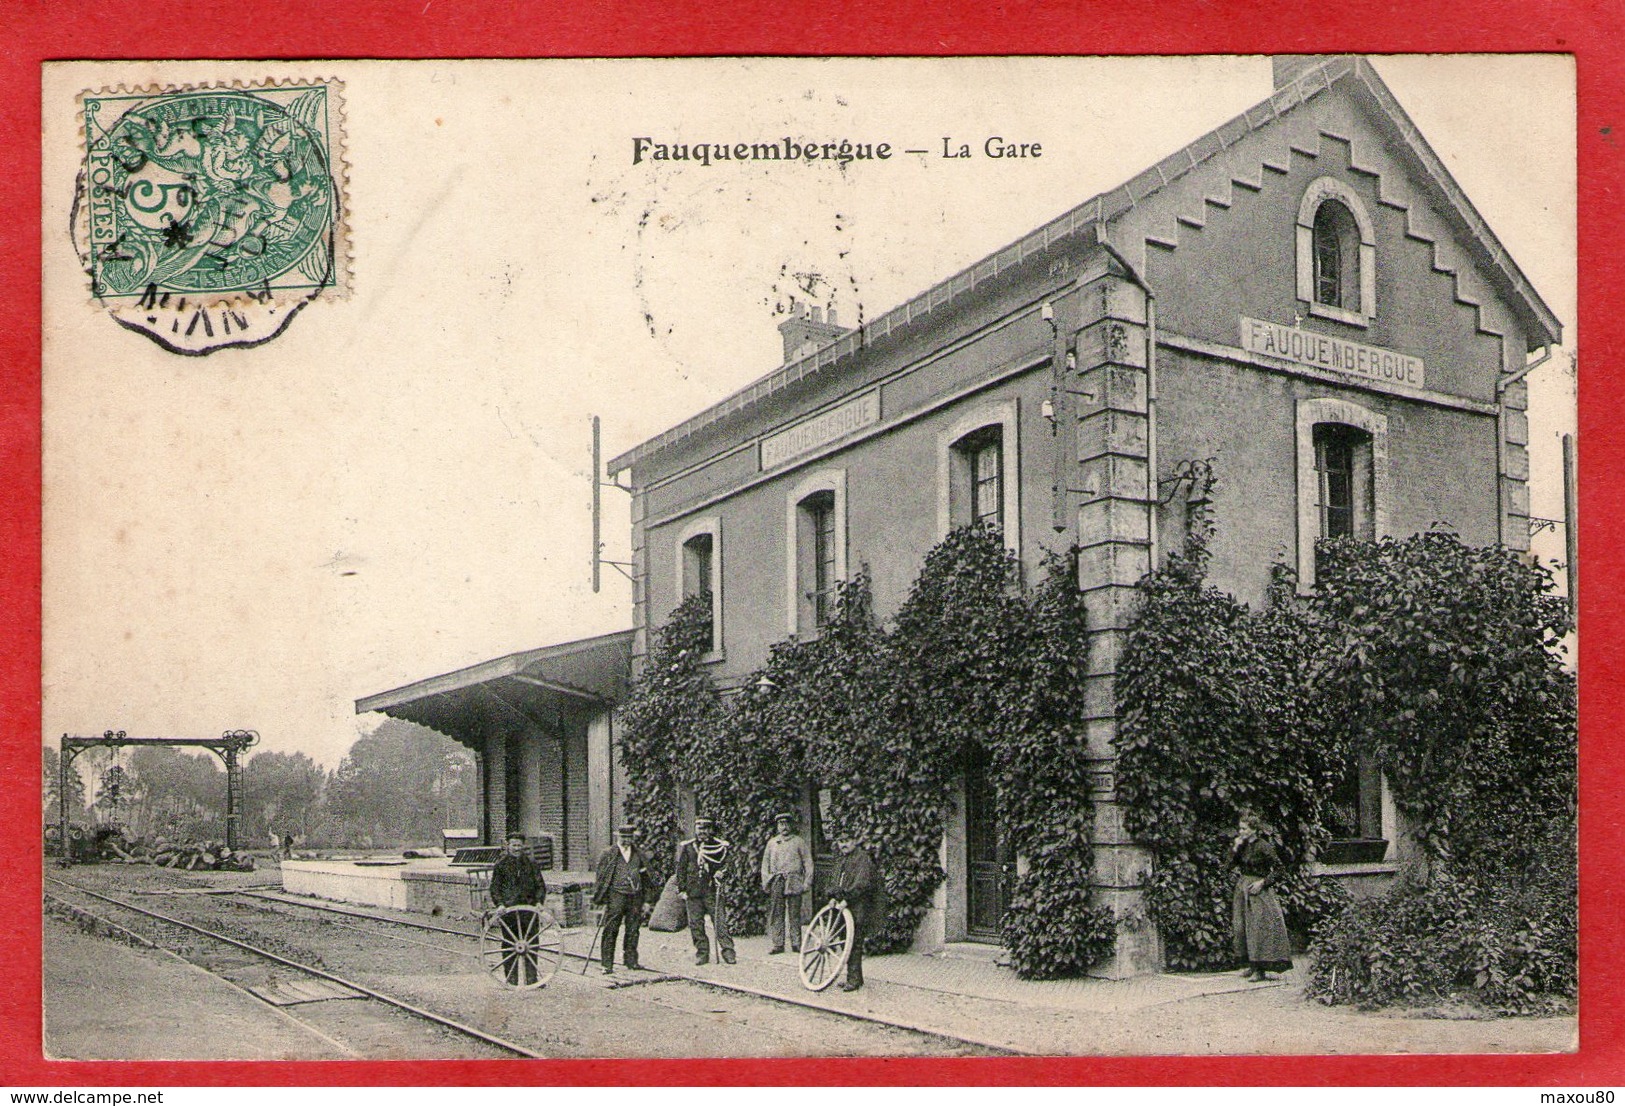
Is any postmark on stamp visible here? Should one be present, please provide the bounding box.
[72,78,348,355]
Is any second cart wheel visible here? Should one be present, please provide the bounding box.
[798,902,854,992]
[481,905,564,989]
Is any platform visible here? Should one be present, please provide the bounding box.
[280,858,596,923]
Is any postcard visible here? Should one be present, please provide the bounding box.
[37,55,1578,1065]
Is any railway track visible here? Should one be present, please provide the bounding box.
[44,876,546,1059]
[222,887,1022,1054]
[49,873,1013,1056]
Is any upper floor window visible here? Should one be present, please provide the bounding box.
[786,470,847,637]
[962,428,1004,533]
[1313,423,1373,542]
[806,491,837,626]
[1296,398,1388,590]
[674,517,722,655]
[1313,200,1360,311]
[1296,177,1376,327]
[938,400,1020,554]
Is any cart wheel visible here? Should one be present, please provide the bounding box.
[799,902,854,992]
[481,905,563,989]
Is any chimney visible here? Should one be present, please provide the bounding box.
[1272,55,1334,89]
[777,298,852,363]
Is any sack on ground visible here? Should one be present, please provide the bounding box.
[648,874,686,932]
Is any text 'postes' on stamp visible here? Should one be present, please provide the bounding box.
[74,78,348,356]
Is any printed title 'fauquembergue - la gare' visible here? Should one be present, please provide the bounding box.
[632,137,1044,165]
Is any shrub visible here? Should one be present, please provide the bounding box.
[1305,818,1576,1014]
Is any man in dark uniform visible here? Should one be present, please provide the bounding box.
[829,834,879,991]
[489,831,547,909]
[593,822,651,974]
[487,832,548,986]
[674,816,736,965]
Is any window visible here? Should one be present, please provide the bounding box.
[682,533,713,600]
[673,517,722,655]
[938,400,1020,553]
[1296,177,1376,326]
[1296,398,1387,589]
[805,491,837,627]
[1313,423,1373,543]
[1326,753,1384,838]
[785,471,846,636]
[1297,402,1391,866]
[965,429,1004,533]
[1313,200,1360,311]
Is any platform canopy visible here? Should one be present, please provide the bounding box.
[355,630,633,751]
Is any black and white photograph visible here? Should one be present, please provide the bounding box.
[39,54,1578,1060]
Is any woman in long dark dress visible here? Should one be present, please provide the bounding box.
[1231,811,1294,981]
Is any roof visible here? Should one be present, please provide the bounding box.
[356,630,633,748]
[608,56,1562,477]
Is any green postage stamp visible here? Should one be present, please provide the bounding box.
[75,78,347,354]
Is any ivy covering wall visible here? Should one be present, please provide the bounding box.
[1116,504,1353,970]
[617,526,1115,977]
[1117,483,1576,1002]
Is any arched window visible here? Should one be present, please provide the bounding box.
[1313,200,1360,311]
[1296,177,1376,326]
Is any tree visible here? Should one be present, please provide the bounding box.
[325,719,476,847]
[43,745,86,825]
[125,747,225,840]
[243,750,327,843]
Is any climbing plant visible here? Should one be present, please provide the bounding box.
[616,526,1118,977]
[994,552,1118,977]
[681,676,806,936]
[1312,531,1575,866]
[1300,531,1576,1013]
[615,592,722,884]
[1116,479,1352,970]
[1117,468,1576,978]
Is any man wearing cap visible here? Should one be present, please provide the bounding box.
[488,833,549,986]
[489,832,548,911]
[674,816,736,965]
[760,811,813,955]
[593,823,651,974]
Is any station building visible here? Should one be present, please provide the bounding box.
[362,56,1560,973]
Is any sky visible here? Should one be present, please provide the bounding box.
[41,56,1577,768]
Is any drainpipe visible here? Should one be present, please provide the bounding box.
[1498,344,1552,394]
[1495,345,1552,547]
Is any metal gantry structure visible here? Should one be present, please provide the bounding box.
[57,729,260,860]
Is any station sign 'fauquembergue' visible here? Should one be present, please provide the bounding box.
[1240,317,1425,390]
[761,391,881,471]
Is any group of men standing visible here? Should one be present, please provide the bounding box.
[571,810,877,992]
